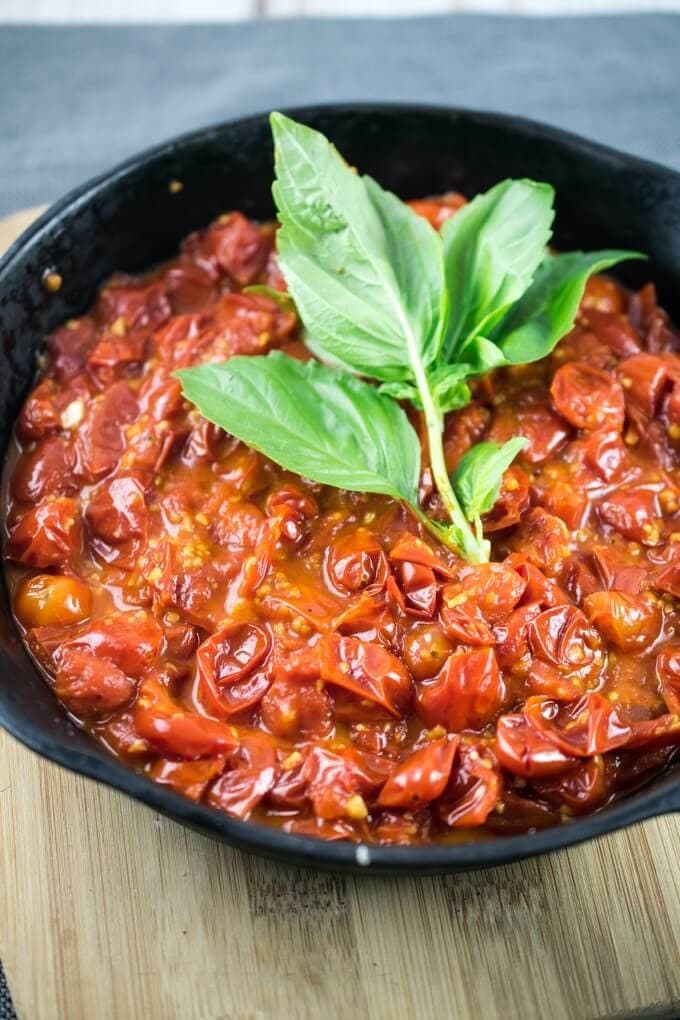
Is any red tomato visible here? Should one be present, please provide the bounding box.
[495,713,578,778]
[5,496,78,568]
[407,192,466,228]
[387,562,439,619]
[260,676,333,739]
[618,353,670,419]
[377,737,458,809]
[440,561,526,626]
[196,622,271,719]
[494,602,542,668]
[134,675,239,758]
[656,646,680,715]
[488,390,570,463]
[550,361,625,432]
[300,746,389,821]
[11,435,77,504]
[200,212,270,284]
[74,380,138,481]
[59,610,163,677]
[318,634,412,717]
[599,486,663,545]
[523,692,632,757]
[528,605,597,668]
[482,465,531,532]
[47,317,98,381]
[86,476,148,565]
[533,756,609,815]
[388,533,456,578]
[327,529,389,592]
[415,647,504,732]
[149,757,225,801]
[265,483,318,542]
[436,741,502,827]
[206,730,279,818]
[95,277,170,329]
[55,647,134,718]
[507,508,572,576]
[584,591,662,652]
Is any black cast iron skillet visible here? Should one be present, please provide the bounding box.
[2,104,680,875]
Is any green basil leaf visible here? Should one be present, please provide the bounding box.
[456,336,508,375]
[378,380,422,406]
[441,179,555,358]
[176,351,420,502]
[427,364,473,413]
[453,437,528,522]
[243,284,297,314]
[493,250,643,363]
[271,111,446,382]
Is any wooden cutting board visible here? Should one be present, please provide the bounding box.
[1,208,680,1020]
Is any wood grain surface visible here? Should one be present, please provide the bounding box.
[1,209,680,1020]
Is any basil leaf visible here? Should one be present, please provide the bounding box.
[427,364,473,413]
[441,179,555,358]
[453,437,528,522]
[456,336,508,375]
[492,250,643,364]
[176,351,420,502]
[378,380,421,406]
[271,111,446,382]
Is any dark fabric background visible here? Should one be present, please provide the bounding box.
[0,14,679,1019]
[1,15,680,217]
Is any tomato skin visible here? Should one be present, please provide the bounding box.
[318,634,412,717]
[533,756,609,815]
[507,509,571,576]
[15,574,92,629]
[205,730,278,818]
[199,212,270,284]
[149,757,225,801]
[528,605,597,667]
[440,561,526,626]
[584,591,662,652]
[618,353,670,419]
[523,692,632,757]
[482,466,531,533]
[415,647,504,732]
[599,486,663,545]
[74,380,138,482]
[488,390,570,463]
[6,497,78,568]
[86,475,148,566]
[265,483,318,543]
[436,742,502,827]
[495,714,578,778]
[551,361,625,432]
[260,676,333,740]
[11,436,77,504]
[134,675,239,758]
[408,192,466,228]
[377,737,459,809]
[327,529,389,593]
[656,646,680,714]
[55,647,134,718]
[195,622,271,719]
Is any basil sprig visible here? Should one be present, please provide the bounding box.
[177,112,642,564]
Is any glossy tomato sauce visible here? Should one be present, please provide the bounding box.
[4,195,680,845]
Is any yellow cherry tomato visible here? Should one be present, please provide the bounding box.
[15,574,92,629]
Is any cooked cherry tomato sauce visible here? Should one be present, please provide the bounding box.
[4,194,680,845]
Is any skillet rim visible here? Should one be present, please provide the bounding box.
[1,100,679,874]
